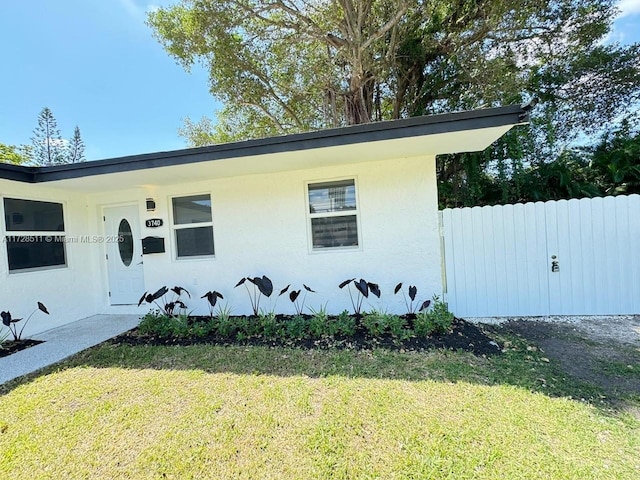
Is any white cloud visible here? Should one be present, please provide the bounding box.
[601,29,625,44]
[618,0,640,18]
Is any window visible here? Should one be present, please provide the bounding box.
[3,197,67,271]
[171,194,215,258]
[307,179,359,249]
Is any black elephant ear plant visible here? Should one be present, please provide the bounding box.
[235,276,274,316]
[339,278,381,316]
[138,286,190,317]
[394,283,431,316]
[1,302,49,342]
[278,284,316,315]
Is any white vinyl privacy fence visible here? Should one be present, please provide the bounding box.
[440,194,640,317]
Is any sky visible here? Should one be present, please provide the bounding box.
[1,0,639,161]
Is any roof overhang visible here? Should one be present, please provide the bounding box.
[0,105,527,193]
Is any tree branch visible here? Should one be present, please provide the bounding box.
[361,3,408,52]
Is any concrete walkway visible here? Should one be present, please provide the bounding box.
[0,314,140,385]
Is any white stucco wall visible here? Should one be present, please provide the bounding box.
[1,154,442,337]
[86,155,442,317]
[0,180,101,337]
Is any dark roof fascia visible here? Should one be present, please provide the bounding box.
[0,105,527,184]
[0,163,38,183]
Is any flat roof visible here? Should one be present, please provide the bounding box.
[0,105,527,184]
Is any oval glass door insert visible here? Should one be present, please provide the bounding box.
[118,219,134,267]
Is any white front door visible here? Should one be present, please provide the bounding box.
[104,205,145,304]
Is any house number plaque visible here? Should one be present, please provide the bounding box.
[145,218,163,228]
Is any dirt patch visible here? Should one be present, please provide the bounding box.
[491,316,640,405]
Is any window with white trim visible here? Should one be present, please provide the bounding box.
[171,194,215,258]
[307,179,359,249]
[3,197,67,271]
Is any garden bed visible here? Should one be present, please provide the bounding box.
[0,339,43,358]
[111,315,502,356]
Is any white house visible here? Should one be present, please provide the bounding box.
[0,105,527,336]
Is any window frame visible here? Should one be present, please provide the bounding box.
[169,193,216,260]
[2,195,68,274]
[305,177,361,253]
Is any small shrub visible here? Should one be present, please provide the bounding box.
[138,311,189,338]
[308,304,329,338]
[333,310,357,337]
[258,311,280,339]
[216,315,239,338]
[284,315,308,339]
[171,314,190,337]
[414,296,454,336]
[139,311,167,336]
[361,310,389,337]
[189,319,213,338]
[387,314,412,340]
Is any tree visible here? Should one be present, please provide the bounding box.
[148,1,640,205]
[66,126,86,163]
[31,107,65,166]
[149,1,638,139]
[588,118,640,196]
[0,144,30,165]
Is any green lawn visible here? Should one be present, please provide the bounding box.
[0,338,638,479]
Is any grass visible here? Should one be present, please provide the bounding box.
[596,359,640,378]
[0,334,639,479]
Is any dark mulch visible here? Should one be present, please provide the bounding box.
[109,317,501,356]
[0,339,44,358]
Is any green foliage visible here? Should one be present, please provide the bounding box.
[0,143,29,165]
[258,311,280,339]
[362,311,412,340]
[66,126,86,163]
[29,107,87,166]
[214,303,232,322]
[439,117,640,207]
[308,304,329,339]
[361,311,389,337]
[31,107,65,166]
[149,1,639,207]
[387,314,411,340]
[414,297,454,337]
[333,310,357,337]
[189,319,214,339]
[284,315,308,340]
[589,119,640,195]
[216,314,239,338]
[138,311,190,338]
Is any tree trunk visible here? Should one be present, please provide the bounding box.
[345,71,375,125]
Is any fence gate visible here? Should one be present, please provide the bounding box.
[440,194,640,317]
